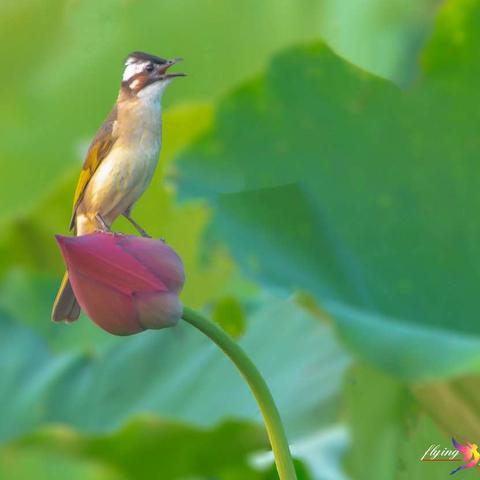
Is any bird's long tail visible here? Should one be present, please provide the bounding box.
[51,271,81,322]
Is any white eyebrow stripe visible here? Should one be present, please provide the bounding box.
[123,62,146,81]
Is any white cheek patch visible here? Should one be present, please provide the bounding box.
[123,61,146,81]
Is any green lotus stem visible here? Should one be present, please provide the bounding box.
[181,306,297,480]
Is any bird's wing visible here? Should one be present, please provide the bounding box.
[452,438,473,460]
[69,106,119,230]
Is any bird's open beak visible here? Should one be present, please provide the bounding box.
[160,57,185,78]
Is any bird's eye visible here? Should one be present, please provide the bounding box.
[145,63,154,72]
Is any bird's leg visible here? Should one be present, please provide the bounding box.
[95,213,111,233]
[123,213,151,238]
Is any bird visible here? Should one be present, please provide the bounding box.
[52,51,185,323]
[451,437,480,475]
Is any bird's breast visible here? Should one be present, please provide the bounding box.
[81,132,161,221]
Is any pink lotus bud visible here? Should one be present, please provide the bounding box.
[55,233,185,336]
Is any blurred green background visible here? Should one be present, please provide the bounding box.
[2,0,480,478]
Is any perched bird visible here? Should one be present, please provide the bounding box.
[451,438,480,475]
[52,51,184,323]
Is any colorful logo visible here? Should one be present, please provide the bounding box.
[450,438,480,475]
[420,438,480,475]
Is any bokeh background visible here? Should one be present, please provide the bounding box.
[2,0,480,478]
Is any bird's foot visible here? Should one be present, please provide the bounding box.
[123,214,151,238]
[95,214,112,233]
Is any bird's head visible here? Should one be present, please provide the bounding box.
[121,51,184,99]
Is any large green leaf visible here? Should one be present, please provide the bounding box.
[3,418,319,480]
[4,419,268,480]
[344,365,453,480]
[0,297,349,442]
[0,447,123,480]
[178,0,480,380]
[319,0,440,86]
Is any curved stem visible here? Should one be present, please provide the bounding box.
[182,306,297,480]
